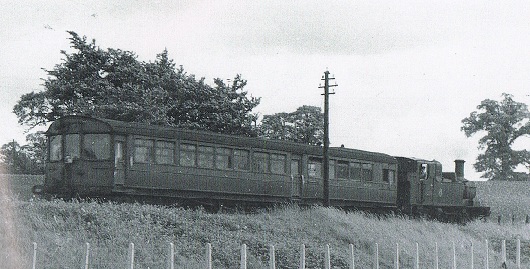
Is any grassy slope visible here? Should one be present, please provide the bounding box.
[1,175,530,268]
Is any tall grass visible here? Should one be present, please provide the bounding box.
[1,174,529,268]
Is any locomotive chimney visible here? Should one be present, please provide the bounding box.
[455,159,465,181]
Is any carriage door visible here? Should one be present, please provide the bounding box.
[114,136,126,185]
[291,156,303,199]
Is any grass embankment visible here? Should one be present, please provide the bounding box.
[1,175,529,268]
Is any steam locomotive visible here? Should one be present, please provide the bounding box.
[33,115,490,221]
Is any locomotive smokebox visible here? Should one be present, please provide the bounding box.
[455,159,465,181]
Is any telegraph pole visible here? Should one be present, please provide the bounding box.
[319,70,336,207]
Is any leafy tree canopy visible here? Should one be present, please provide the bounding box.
[461,93,530,180]
[13,31,260,136]
[0,135,45,175]
[259,105,324,145]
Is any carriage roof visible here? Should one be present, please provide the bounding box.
[47,115,397,164]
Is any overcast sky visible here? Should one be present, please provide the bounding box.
[1,0,529,179]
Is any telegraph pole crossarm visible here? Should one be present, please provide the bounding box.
[319,70,337,207]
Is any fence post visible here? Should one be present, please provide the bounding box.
[415,242,419,269]
[32,242,37,269]
[299,244,305,269]
[168,243,174,269]
[349,243,355,269]
[515,239,521,269]
[395,243,399,269]
[502,240,506,265]
[206,243,212,269]
[324,244,331,269]
[452,241,456,269]
[512,214,516,224]
[434,242,439,269]
[374,243,379,269]
[485,239,489,269]
[129,243,135,269]
[241,243,247,269]
[85,243,90,269]
[526,215,529,224]
[470,242,474,269]
[498,215,502,225]
[269,245,275,269]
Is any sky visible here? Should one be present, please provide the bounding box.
[1,0,529,180]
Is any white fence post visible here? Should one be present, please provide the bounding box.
[374,243,379,269]
[129,243,135,269]
[470,242,474,269]
[434,242,439,269]
[452,241,456,269]
[85,242,90,269]
[395,243,399,269]
[516,239,521,268]
[415,242,419,269]
[349,243,355,269]
[169,242,174,269]
[269,245,275,269]
[502,240,506,265]
[240,243,247,269]
[32,242,37,269]
[324,244,331,269]
[299,244,305,269]
[485,239,489,269]
[206,243,212,269]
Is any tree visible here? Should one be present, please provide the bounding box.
[0,139,44,175]
[13,31,260,136]
[461,93,530,180]
[259,105,324,145]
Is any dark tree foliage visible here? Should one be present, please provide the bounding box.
[13,31,260,136]
[461,93,530,180]
[259,105,324,145]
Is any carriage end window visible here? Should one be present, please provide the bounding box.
[49,135,62,161]
[84,134,111,160]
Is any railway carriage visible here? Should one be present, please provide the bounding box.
[36,115,398,209]
[34,115,490,220]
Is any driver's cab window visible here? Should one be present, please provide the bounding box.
[419,163,428,180]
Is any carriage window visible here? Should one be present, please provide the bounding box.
[362,163,373,181]
[49,135,62,161]
[84,134,111,160]
[336,161,349,179]
[234,149,249,170]
[156,141,174,164]
[134,139,154,163]
[253,152,269,173]
[329,160,335,179]
[420,163,428,180]
[198,146,214,168]
[383,169,395,184]
[64,134,80,160]
[179,144,196,167]
[308,158,322,178]
[270,154,286,174]
[216,148,233,170]
[350,162,362,181]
